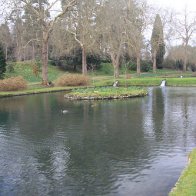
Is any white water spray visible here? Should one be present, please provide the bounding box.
[160,80,166,87]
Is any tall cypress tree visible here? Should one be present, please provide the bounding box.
[0,42,6,79]
[151,14,165,71]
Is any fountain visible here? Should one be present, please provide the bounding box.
[160,80,166,87]
[113,80,119,87]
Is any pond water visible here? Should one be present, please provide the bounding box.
[0,87,196,196]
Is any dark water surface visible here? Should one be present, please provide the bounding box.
[0,87,196,196]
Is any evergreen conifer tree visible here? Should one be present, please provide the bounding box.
[151,14,165,71]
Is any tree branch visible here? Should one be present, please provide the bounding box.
[23,38,40,48]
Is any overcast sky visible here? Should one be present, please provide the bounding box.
[148,0,196,12]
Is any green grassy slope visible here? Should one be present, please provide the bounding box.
[170,149,196,196]
[5,61,64,83]
[93,77,196,87]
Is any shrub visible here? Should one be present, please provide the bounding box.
[0,76,27,91]
[99,63,113,75]
[141,61,152,72]
[6,63,15,73]
[163,58,183,70]
[127,62,137,71]
[126,61,152,72]
[55,74,89,87]
[190,64,196,72]
[32,64,41,77]
[87,53,102,70]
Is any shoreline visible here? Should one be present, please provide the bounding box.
[0,83,196,98]
[63,87,148,100]
[64,93,147,100]
[170,149,196,196]
[0,86,73,98]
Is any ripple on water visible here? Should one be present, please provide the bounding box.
[0,88,196,196]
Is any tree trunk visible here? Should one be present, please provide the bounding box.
[42,32,49,85]
[16,41,22,61]
[112,58,120,78]
[136,53,141,75]
[183,46,187,72]
[111,54,120,78]
[82,47,87,75]
[5,45,8,61]
[32,43,35,61]
[73,64,77,72]
[153,50,157,73]
[114,63,120,78]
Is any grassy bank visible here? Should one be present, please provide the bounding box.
[93,78,196,87]
[1,77,196,98]
[0,86,74,98]
[1,61,196,98]
[5,61,196,84]
[170,149,196,196]
[64,87,147,100]
[5,61,64,83]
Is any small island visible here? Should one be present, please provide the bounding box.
[64,87,148,100]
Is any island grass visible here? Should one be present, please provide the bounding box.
[170,149,196,196]
[65,87,147,100]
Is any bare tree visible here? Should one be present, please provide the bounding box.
[124,0,148,74]
[0,22,12,60]
[97,0,126,78]
[167,46,184,63]
[65,0,98,75]
[50,20,76,59]
[174,8,196,72]
[13,0,77,85]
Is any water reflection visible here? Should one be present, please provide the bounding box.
[0,88,196,196]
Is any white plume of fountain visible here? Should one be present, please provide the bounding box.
[61,110,68,114]
[160,80,166,87]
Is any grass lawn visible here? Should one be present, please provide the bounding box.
[93,77,196,87]
[0,85,74,98]
[5,61,64,83]
[1,61,196,98]
[4,61,196,84]
[91,68,195,78]
[170,149,196,196]
[137,69,194,78]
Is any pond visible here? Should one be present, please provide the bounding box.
[0,87,196,196]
